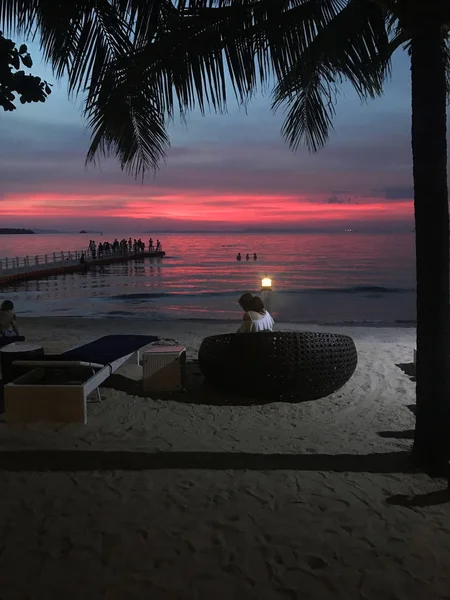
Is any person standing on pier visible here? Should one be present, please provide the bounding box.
[149,238,153,251]
[156,239,162,251]
[89,240,96,259]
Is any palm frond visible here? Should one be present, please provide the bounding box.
[0,0,168,173]
[85,65,169,178]
[81,0,394,172]
[0,0,405,175]
[272,0,391,151]
[0,1,143,90]
[115,0,169,46]
[278,66,339,152]
[80,0,352,174]
[0,0,35,35]
[117,0,354,119]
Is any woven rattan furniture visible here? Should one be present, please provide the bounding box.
[198,331,357,401]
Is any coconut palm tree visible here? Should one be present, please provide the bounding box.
[1,0,449,470]
[108,0,450,472]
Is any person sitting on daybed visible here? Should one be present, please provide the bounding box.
[237,292,275,333]
[0,300,20,337]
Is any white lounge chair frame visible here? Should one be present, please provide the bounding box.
[4,348,142,424]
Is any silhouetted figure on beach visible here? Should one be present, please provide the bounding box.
[156,239,162,251]
[149,238,154,251]
[236,253,242,261]
[0,300,20,337]
[246,253,250,261]
[253,253,257,260]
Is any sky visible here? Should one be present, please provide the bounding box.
[0,33,429,233]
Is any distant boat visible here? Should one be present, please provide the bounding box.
[79,230,87,234]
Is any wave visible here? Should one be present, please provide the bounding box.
[110,285,414,301]
[306,285,415,294]
[322,319,416,326]
[111,291,238,300]
[97,313,416,326]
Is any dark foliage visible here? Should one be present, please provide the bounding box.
[0,31,51,111]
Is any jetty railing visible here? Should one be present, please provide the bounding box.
[0,246,163,276]
[0,249,87,275]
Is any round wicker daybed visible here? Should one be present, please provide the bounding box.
[198,331,357,402]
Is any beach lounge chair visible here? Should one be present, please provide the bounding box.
[4,334,158,423]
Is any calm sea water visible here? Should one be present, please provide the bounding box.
[0,232,416,324]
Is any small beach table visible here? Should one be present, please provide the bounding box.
[0,342,44,385]
[142,345,186,392]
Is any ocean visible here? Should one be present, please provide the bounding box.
[0,232,416,325]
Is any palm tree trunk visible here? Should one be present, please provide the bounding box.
[411,17,450,473]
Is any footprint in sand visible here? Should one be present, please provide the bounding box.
[307,556,328,570]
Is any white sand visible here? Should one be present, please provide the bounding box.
[0,318,449,599]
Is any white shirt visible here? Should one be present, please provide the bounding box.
[237,310,275,333]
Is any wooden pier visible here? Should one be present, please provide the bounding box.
[0,248,165,287]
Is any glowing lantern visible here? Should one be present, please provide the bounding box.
[261,276,272,291]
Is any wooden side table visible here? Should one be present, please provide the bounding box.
[142,345,186,392]
[0,342,44,385]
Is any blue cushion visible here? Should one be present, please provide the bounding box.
[36,335,158,365]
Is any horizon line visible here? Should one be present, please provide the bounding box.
[4,228,415,235]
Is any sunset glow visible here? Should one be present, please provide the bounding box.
[0,41,416,232]
[0,189,413,229]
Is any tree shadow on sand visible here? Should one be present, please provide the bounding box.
[378,430,414,440]
[0,449,447,505]
[387,489,450,508]
[0,449,413,473]
[376,371,449,505]
[376,365,416,442]
[396,362,416,382]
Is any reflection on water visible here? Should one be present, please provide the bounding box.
[0,232,416,324]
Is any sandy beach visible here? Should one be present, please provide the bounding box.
[0,318,449,599]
